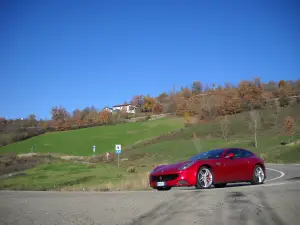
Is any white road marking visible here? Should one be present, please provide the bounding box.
[261,180,300,187]
[267,163,300,166]
[265,167,285,182]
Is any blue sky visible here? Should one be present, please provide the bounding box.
[1,0,299,119]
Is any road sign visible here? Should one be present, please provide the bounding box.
[115,144,121,154]
[115,144,122,169]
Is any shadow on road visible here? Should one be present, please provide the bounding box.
[176,182,250,191]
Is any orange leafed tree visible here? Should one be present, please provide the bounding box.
[51,106,71,131]
[143,95,156,112]
[72,109,84,128]
[152,102,164,114]
[284,116,295,143]
[99,110,111,124]
[180,87,192,98]
[219,96,242,116]
[237,78,264,109]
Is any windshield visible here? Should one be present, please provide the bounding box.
[189,149,225,161]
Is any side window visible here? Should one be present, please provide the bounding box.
[233,149,242,158]
[241,150,253,158]
[225,149,242,158]
[224,149,235,157]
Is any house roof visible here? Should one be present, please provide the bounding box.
[112,104,131,107]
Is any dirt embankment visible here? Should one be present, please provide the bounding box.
[0,152,54,176]
[0,152,121,177]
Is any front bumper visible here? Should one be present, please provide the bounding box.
[149,170,196,188]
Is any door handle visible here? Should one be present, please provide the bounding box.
[216,162,220,166]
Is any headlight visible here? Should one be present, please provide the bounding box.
[178,161,195,171]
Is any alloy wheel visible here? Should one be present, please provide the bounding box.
[255,166,265,183]
[197,167,213,189]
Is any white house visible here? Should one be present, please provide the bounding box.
[112,104,137,114]
[103,107,113,113]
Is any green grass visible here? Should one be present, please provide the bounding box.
[0,161,124,190]
[0,117,184,156]
[122,103,300,164]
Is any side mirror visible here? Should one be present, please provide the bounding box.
[225,153,235,159]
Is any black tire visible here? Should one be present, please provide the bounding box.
[196,166,214,189]
[156,187,171,191]
[251,165,265,185]
[214,183,227,188]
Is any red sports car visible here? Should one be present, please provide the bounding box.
[149,148,266,191]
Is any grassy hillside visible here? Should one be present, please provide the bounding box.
[124,103,300,164]
[1,104,299,191]
[0,117,184,156]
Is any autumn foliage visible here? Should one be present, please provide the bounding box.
[99,110,112,124]
[1,78,299,147]
[284,116,295,142]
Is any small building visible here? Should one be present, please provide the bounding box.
[103,107,113,113]
[112,104,137,114]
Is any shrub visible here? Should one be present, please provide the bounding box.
[126,166,137,173]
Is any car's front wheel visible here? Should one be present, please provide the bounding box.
[196,166,214,189]
[251,165,265,185]
[156,187,171,191]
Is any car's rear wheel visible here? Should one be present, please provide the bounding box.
[214,183,227,188]
[156,187,171,191]
[196,166,213,189]
[251,165,265,185]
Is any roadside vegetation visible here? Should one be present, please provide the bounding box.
[1,78,300,191]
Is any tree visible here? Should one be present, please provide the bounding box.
[275,80,295,107]
[180,87,192,98]
[51,106,71,130]
[0,117,6,132]
[85,110,99,125]
[143,95,156,112]
[130,95,144,108]
[219,95,242,116]
[248,110,260,148]
[220,116,230,140]
[28,114,36,121]
[72,109,84,127]
[191,81,202,95]
[152,102,164,114]
[175,98,189,116]
[284,116,295,143]
[238,78,264,110]
[27,114,37,127]
[184,112,191,126]
[157,92,168,103]
[99,110,112,124]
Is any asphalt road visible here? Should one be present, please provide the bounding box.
[1,163,300,225]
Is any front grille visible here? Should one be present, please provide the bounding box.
[152,174,179,182]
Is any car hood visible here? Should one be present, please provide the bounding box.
[152,161,189,174]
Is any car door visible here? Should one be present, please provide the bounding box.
[238,149,254,181]
[223,149,244,182]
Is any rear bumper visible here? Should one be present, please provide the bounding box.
[149,170,196,188]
